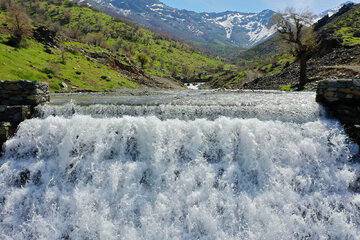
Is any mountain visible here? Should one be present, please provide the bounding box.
[77,0,354,51]
[0,0,227,91]
[316,1,355,19]
[206,2,360,90]
[78,0,277,49]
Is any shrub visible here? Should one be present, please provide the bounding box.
[136,53,149,69]
[5,3,32,47]
[43,62,61,75]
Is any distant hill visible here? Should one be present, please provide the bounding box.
[76,0,278,49]
[205,2,360,90]
[0,0,227,91]
[76,0,355,55]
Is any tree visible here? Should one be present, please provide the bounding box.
[272,8,316,89]
[136,53,149,69]
[5,3,32,47]
[85,32,105,47]
[0,0,10,10]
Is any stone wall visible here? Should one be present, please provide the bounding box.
[0,81,49,150]
[316,79,360,144]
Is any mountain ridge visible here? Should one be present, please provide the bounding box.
[77,0,354,50]
[77,0,277,48]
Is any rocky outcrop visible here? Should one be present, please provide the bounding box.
[316,79,360,145]
[33,26,58,48]
[0,81,49,150]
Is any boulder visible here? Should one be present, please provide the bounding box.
[0,81,50,150]
[59,82,68,90]
[33,26,57,48]
[316,79,360,145]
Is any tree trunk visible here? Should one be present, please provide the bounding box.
[299,52,307,89]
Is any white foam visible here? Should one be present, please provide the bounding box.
[0,112,359,239]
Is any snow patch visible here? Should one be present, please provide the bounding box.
[209,13,245,39]
[117,9,131,16]
[187,25,204,36]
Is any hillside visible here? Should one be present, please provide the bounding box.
[76,0,354,57]
[206,3,360,90]
[76,0,278,50]
[0,0,227,91]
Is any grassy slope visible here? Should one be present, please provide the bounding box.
[205,52,295,89]
[331,5,360,46]
[207,4,360,90]
[0,33,137,91]
[0,1,226,91]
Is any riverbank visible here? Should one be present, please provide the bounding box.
[316,79,360,145]
[0,81,49,149]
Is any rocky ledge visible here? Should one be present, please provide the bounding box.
[316,79,360,145]
[0,81,50,150]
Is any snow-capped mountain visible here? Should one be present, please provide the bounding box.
[79,0,276,48]
[78,0,355,49]
[316,1,355,19]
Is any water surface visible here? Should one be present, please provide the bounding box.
[1,90,359,240]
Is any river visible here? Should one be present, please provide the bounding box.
[0,90,359,239]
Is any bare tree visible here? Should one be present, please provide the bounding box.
[272,8,316,89]
[5,3,32,46]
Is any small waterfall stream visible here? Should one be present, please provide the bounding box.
[0,91,359,239]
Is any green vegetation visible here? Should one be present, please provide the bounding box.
[335,27,360,46]
[332,6,360,46]
[0,35,137,91]
[206,53,295,89]
[0,0,227,91]
[280,84,295,91]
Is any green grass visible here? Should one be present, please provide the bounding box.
[205,54,295,89]
[280,84,295,91]
[331,6,360,46]
[335,27,360,46]
[0,0,228,91]
[0,36,137,91]
[28,0,226,79]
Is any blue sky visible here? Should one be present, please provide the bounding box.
[160,0,359,13]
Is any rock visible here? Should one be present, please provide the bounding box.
[45,48,53,54]
[59,82,68,90]
[33,26,57,47]
[316,79,360,145]
[0,81,50,150]
[354,32,360,38]
[0,106,32,122]
[0,122,16,150]
[0,81,50,105]
[101,76,111,81]
[353,79,360,87]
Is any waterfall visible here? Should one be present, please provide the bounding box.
[0,91,359,239]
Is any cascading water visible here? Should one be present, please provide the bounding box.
[0,91,359,240]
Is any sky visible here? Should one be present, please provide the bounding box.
[160,0,359,13]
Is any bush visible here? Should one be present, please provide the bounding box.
[136,53,149,69]
[43,62,61,75]
[5,3,32,47]
[85,32,105,47]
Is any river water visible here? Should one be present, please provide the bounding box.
[1,90,360,239]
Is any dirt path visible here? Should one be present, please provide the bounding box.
[322,65,360,73]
